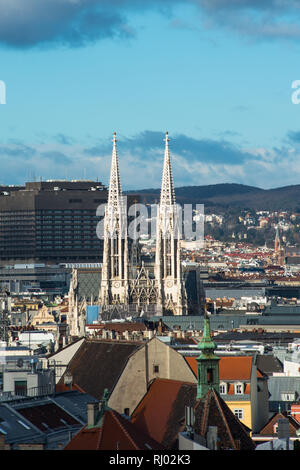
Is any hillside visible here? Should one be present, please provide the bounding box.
[126,183,300,213]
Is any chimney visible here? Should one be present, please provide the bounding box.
[158,319,163,335]
[87,402,98,427]
[206,426,218,450]
[185,406,195,439]
[277,418,289,441]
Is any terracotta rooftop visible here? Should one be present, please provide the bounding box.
[131,378,254,450]
[258,412,300,437]
[64,409,164,450]
[87,320,169,333]
[193,388,255,450]
[131,378,196,449]
[184,355,264,381]
[87,322,148,333]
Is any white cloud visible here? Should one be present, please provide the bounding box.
[1,132,300,190]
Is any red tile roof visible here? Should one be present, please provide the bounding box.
[55,381,85,394]
[64,409,164,450]
[259,412,300,436]
[193,388,254,450]
[131,378,196,448]
[184,355,263,381]
[131,378,254,450]
[87,323,148,332]
[65,426,102,450]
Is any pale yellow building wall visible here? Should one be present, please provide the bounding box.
[227,401,252,432]
[109,339,269,433]
[108,337,196,414]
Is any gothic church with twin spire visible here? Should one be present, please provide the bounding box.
[99,132,188,318]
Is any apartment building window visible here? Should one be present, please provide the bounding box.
[219,382,227,394]
[281,392,295,401]
[233,409,244,420]
[14,380,27,396]
[153,365,159,374]
[235,382,244,395]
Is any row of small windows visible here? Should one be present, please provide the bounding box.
[36,234,98,238]
[219,382,245,395]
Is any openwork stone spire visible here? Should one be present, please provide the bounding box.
[154,132,187,316]
[107,132,123,212]
[105,132,126,237]
[99,132,129,310]
[160,132,176,207]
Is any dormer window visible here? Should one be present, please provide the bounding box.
[281,392,296,402]
[219,382,227,394]
[235,382,244,395]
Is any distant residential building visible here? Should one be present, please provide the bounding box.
[184,354,269,433]
[0,264,71,297]
[0,356,55,400]
[0,390,97,449]
[253,413,300,449]
[131,314,255,450]
[267,376,300,414]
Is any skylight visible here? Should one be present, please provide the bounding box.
[17,420,31,430]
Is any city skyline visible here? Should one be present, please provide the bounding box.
[0,1,300,189]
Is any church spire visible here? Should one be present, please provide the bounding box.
[108,132,123,212]
[154,132,187,316]
[160,132,176,207]
[99,132,129,311]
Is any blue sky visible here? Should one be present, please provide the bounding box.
[1,0,300,190]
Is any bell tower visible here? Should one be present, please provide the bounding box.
[196,311,220,399]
